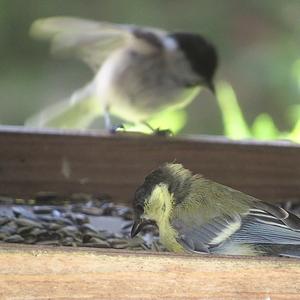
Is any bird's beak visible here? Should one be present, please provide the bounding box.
[131,217,156,238]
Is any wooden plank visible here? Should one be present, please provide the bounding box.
[0,244,299,300]
[0,126,300,204]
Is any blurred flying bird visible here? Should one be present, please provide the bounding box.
[27,17,217,131]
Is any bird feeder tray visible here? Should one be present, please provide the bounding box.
[0,126,300,299]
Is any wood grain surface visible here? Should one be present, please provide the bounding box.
[1,126,300,205]
[0,244,299,300]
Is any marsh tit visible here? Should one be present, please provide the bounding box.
[131,163,300,257]
[29,17,217,131]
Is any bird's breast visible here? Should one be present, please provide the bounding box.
[95,48,200,123]
[159,220,185,253]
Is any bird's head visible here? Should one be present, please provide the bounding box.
[131,163,194,237]
[169,32,218,93]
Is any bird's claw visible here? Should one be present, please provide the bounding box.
[143,122,173,136]
[109,124,125,134]
[153,128,173,137]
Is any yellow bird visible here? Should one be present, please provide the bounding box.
[131,163,300,257]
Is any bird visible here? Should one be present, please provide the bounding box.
[131,163,300,257]
[28,17,217,132]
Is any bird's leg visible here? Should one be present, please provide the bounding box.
[143,122,173,137]
[104,106,112,131]
[104,106,125,133]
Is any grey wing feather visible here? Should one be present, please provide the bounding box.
[172,214,242,252]
[30,17,132,71]
[232,208,300,245]
[254,201,300,230]
[172,205,300,254]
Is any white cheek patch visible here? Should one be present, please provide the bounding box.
[163,36,178,51]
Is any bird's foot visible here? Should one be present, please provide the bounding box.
[143,123,173,137]
[109,124,125,134]
[153,128,173,137]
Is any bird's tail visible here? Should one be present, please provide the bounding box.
[25,82,102,129]
[276,245,300,258]
[255,244,300,258]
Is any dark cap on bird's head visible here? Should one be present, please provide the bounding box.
[169,32,218,93]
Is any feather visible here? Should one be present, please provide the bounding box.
[167,164,300,255]
[25,82,101,128]
[30,17,131,71]
[30,17,166,72]
[172,214,242,251]
[133,163,300,257]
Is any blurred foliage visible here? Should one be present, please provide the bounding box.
[0,0,300,141]
[217,81,300,142]
[252,113,279,140]
[216,82,251,139]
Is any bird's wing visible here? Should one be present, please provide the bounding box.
[24,81,102,129]
[172,213,242,253]
[253,200,300,230]
[30,17,166,72]
[231,207,300,245]
[30,17,132,71]
[172,203,300,253]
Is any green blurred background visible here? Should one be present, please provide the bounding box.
[0,0,300,139]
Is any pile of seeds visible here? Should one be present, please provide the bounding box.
[0,193,164,251]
